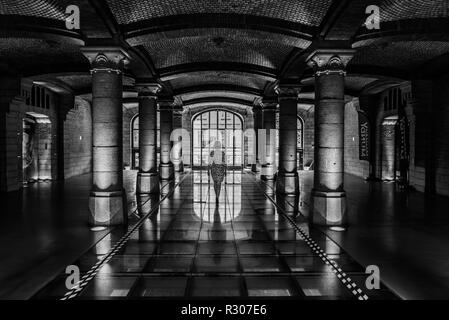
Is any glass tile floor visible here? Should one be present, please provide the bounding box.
[34,170,398,300]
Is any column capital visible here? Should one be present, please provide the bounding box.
[81,46,130,74]
[158,97,175,110]
[135,82,162,98]
[172,104,184,113]
[306,49,355,77]
[252,97,263,111]
[260,98,278,110]
[275,82,301,99]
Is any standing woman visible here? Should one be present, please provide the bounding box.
[208,140,227,202]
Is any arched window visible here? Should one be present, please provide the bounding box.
[40,88,45,108]
[45,94,50,109]
[192,109,243,171]
[36,86,40,107]
[31,85,35,106]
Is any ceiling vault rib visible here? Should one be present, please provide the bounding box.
[122,14,316,40]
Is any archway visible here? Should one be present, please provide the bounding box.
[191,108,243,224]
[22,112,52,184]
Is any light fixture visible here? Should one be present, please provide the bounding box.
[329,226,346,232]
[90,226,107,232]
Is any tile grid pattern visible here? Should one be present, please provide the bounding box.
[60,174,190,300]
[34,170,397,299]
[250,174,369,300]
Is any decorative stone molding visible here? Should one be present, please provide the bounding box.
[307,49,355,77]
[81,47,130,74]
[260,98,278,110]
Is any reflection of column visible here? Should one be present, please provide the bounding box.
[275,83,300,195]
[159,98,174,180]
[276,194,299,217]
[81,47,130,226]
[252,103,262,172]
[136,83,161,194]
[260,99,277,180]
[307,49,354,226]
[172,105,184,172]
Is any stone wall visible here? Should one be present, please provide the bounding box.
[431,74,449,196]
[123,105,138,168]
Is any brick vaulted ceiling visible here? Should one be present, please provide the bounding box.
[1,0,449,103]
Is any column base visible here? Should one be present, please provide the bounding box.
[136,193,160,216]
[311,190,347,226]
[276,194,299,216]
[88,190,127,226]
[137,172,160,194]
[251,163,260,173]
[260,164,275,180]
[159,163,174,180]
[173,159,184,172]
[276,171,299,195]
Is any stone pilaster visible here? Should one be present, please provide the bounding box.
[136,82,161,194]
[159,98,174,180]
[251,101,262,173]
[81,46,130,226]
[307,49,354,226]
[260,99,277,180]
[172,104,184,172]
[275,83,300,195]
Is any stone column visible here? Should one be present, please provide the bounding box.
[307,49,354,226]
[159,98,174,180]
[172,105,184,172]
[260,99,277,180]
[275,83,300,195]
[81,47,130,226]
[380,119,397,181]
[252,103,262,173]
[136,83,161,194]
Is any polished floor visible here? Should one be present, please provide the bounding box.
[1,169,448,299]
[32,170,396,300]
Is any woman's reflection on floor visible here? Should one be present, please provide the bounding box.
[210,203,226,263]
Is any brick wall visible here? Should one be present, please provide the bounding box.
[408,78,449,196]
[344,98,370,178]
[3,91,59,191]
[0,77,21,192]
[432,73,449,196]
[63,98,92,179]
[407,81,431,192]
